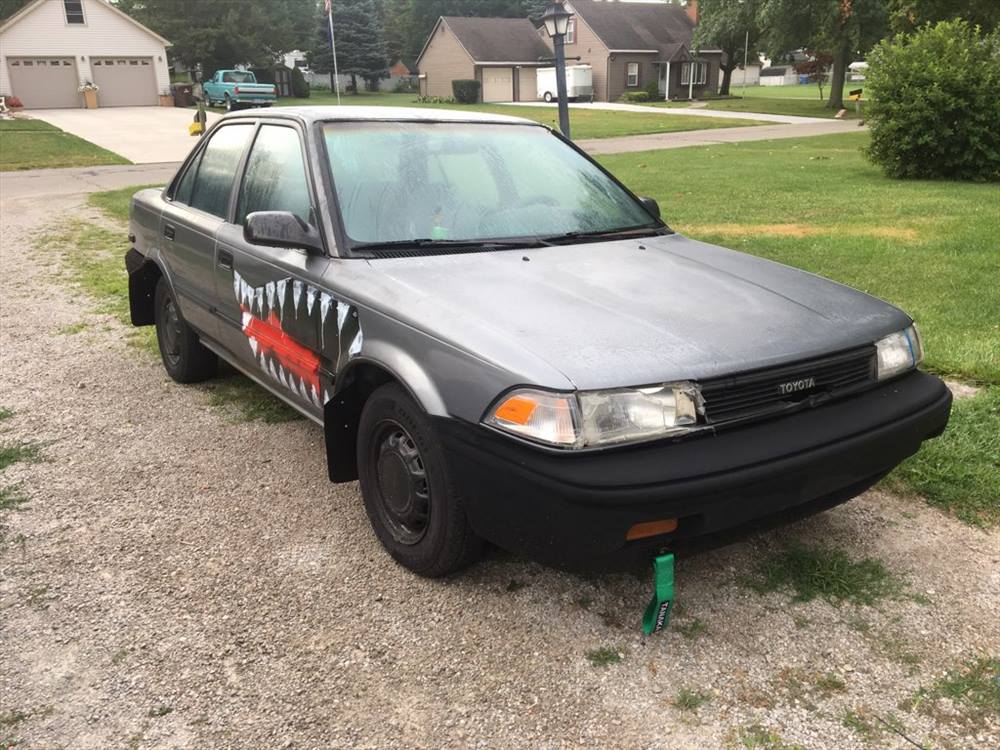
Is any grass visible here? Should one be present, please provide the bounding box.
[88,184,161,223]
[841,709,879,740]
[0,117,129,171]
[886,387,1000,527]
[203,375,301,423]
[600,132,998,524]
[585,646,623,668]
[675,618,708,640]
[0,485,28,512]
[0,408,12,422]
[910,656,1000,726]
[737,723,805,750]
[747,544,906,606]
[266,91,770,139]
[39,221,157,356]
[673,687,711,711]
[0,442,42,472]
[53,195,302,425]
[57,322,88,336]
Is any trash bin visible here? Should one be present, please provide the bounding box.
[171,83,194,107]
[798,74,810,85]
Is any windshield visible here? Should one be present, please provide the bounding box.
[322,122,659,248]
[223,71,255,83]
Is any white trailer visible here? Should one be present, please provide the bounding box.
[536,65,594,102]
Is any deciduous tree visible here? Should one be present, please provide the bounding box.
[887,0,1000,34]
[694,0,765,96]
[762,0,888,109]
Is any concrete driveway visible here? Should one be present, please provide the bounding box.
[26,106,220,164]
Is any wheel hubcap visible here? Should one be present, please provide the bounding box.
[372,422,430,545]
[161,297,182,366]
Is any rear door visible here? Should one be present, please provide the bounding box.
[213,122,333,415]
[159,122,254,340]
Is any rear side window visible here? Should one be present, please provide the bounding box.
[236,125,312,224]
[188,124,253,218]
[173,149,203,205]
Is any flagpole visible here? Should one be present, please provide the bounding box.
[327,1,341,105]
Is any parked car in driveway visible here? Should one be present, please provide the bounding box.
[124,107,951,576]
[202,70,276,110]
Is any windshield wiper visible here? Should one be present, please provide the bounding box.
[542,225,666,244]
[353,237,552,254]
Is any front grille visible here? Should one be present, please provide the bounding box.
[700,346,877,424]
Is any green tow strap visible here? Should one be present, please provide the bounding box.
[642,552,675,635]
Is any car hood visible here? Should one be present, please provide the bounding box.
[358,233,911,391]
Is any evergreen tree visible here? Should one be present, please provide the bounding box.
[310,0,390,92]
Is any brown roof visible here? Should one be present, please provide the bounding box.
[440,17,552,63]
[569,0,695,55]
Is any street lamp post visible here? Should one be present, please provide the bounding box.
[541,1,573,139]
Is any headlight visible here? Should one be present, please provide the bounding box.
[875,325,923,381]
[484,383,702,449]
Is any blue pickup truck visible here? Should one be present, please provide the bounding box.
[202,70,276,111]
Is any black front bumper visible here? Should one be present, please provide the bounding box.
[436,371,951,571]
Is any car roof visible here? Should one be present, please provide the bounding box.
[222,105,541,127]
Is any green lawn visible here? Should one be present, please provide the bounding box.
[599,132,999,525]
[0,117,129,171]
[263,91,770,139]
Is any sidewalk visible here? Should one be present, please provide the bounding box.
[580,120,863,155]
[503,100,830,125]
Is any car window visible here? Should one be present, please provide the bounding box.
[223,71,254,84]
[323,122,655,245]
[236,125,312,224]
[172,148,204,205]
[189,124,254,218]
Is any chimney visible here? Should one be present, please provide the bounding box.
[686,0,699,24]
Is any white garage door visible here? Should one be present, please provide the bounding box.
[7,57,79,109]
[91,57,158,107]
[482,68,513,102]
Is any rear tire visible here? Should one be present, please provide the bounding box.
[224,94,234,112]
[543,91,554,103]
[154,278,217,384]
[357,383,482,577]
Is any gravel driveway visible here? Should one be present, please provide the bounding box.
[1,184,997,749]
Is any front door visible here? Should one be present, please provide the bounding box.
[160,122,255,340]
[214,123,333,416]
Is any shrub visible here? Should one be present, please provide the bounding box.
[865,20,1000,182]
[4,96,23,108]
[620,91,650,103]
[452,79,481,104]
[290,67,310,98]
[644,79,660,99]
[416,95,454,104]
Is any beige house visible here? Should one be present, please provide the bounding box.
[416,16,552,103]
[560,0,723,102]
[0,0,171,109]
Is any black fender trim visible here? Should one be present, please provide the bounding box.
[124,248,163,327]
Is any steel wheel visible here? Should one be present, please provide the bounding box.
[370,419,431,546]
[159,293,183,369]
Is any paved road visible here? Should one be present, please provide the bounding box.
[580,119,863,155]
[27,105,219,163]
[0,162,179,200]
[503,100,831,124]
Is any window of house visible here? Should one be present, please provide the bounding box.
[566,19,576,44]
[237,125,312,225]
[185,124,254,218]
[680,62,707,86]
[64,0,85,24]
[626,62,640,88]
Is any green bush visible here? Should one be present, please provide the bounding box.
[452,79,481,104]
[290,67,310,98]
[644,80,660,99]
[620,91,650,103]
[865,20,1000,182]
[416,95,454,104]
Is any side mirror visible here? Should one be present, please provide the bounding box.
[639,196,661,221]
[244,211,324,254]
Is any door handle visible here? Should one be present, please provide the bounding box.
[218,249,234,270]
[163,224,175,240]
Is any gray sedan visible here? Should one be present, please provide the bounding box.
[125,107,951,576]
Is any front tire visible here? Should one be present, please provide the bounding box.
[154,278,217,383]
[357,383,482,577]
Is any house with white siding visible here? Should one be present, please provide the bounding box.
[0,0,171,109]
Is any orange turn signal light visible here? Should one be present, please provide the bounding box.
[626,518,679,541]
[493,395,538,425]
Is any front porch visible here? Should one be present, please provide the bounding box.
[657,45,711,100]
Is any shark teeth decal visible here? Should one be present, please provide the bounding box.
[232,271,363,409]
